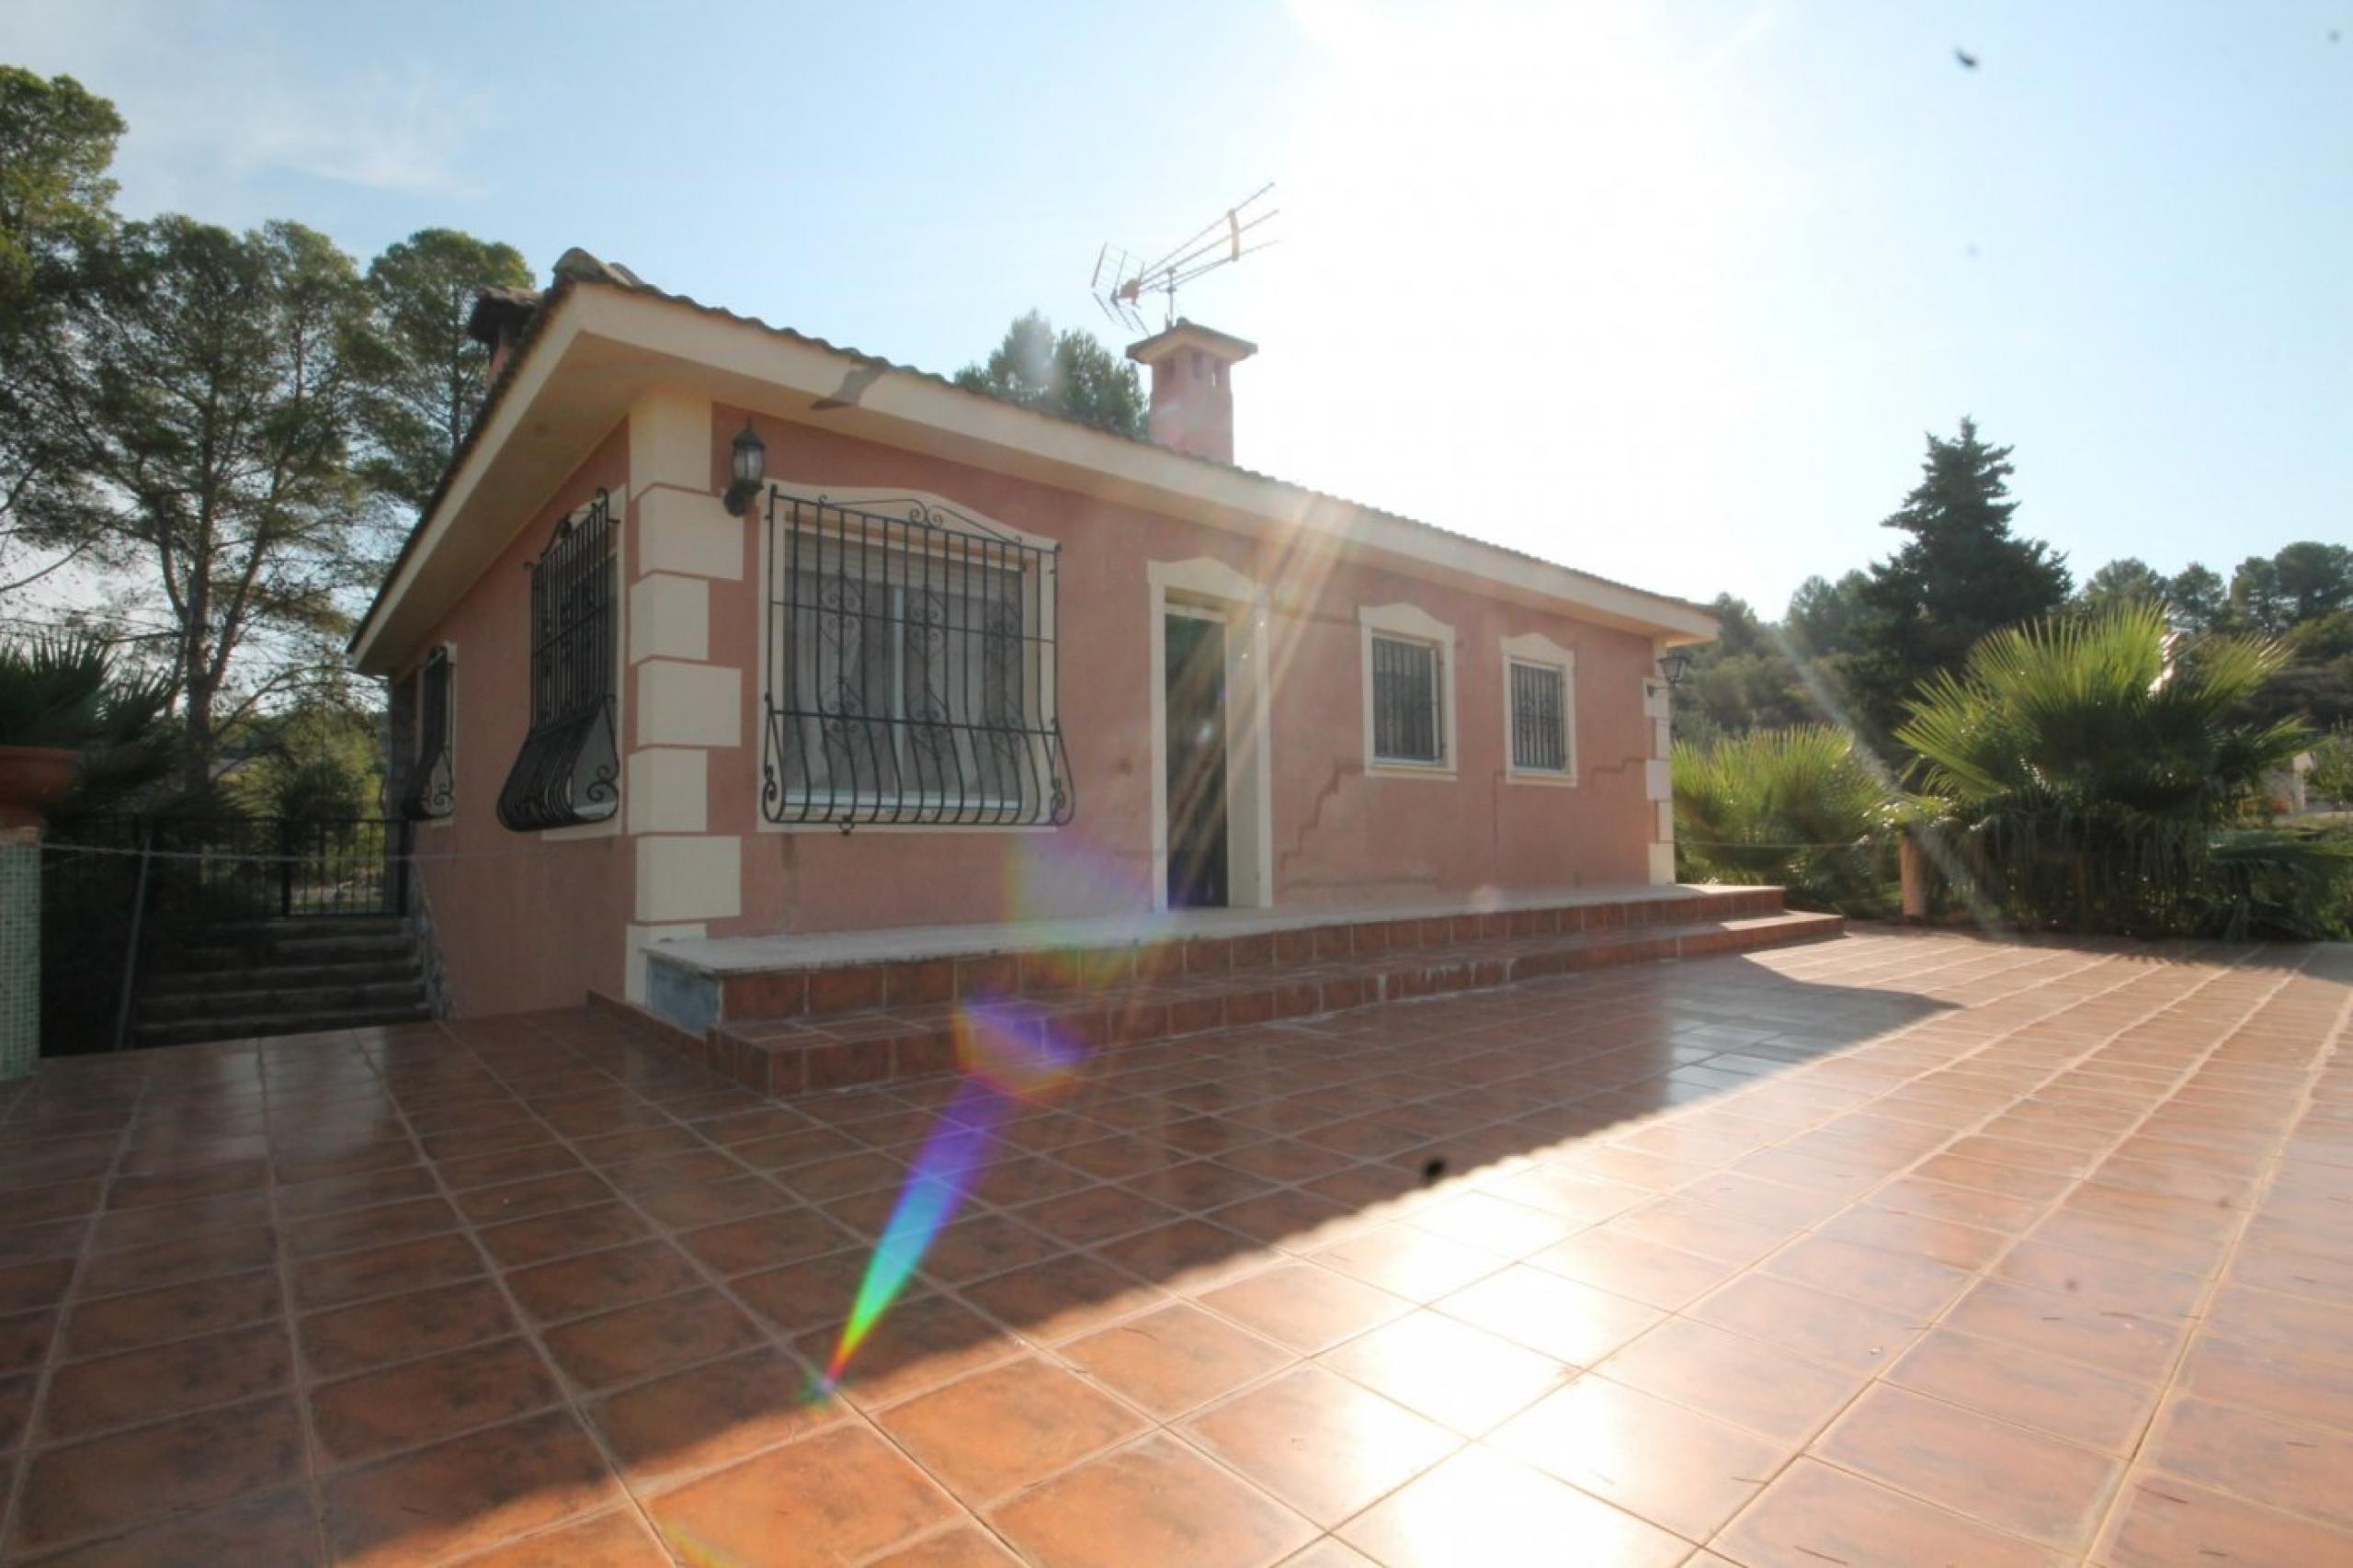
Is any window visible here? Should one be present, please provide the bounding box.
[763,493,1073,827]
[1501,632,1577,784]
[1508,660,1569,772]
[400,645,455,820]
[1359,603,1457,778]
[496,490,620,832]
[1370,635,1445,764]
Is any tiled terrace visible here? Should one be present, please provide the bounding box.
[0,928,2347,1566]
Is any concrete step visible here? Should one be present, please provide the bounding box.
[669,907,1845,1099]
[138,979,427,1023]
[155,930,416,970]
[142,959,423,997]
[131,1002,434,1049]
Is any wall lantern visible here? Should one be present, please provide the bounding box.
[722,420,767,517]
[1658,650,1693,689]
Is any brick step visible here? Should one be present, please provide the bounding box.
[679,908,1842,1098]
[711,887,1791,1024]
[131,1002,433,1049]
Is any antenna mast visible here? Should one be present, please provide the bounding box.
[1092,183,1278,334]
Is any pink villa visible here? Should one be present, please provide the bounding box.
[353,251,1827,1089]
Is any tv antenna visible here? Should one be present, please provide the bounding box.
[1091,184,1278,335]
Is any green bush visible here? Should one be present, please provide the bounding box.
[1673,725,1900,915]
[1898,601,2344,937]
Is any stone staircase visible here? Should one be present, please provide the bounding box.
[632,886,1843,1100]
[132,916,432,1048]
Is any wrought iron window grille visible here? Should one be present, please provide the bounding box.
[401,646,456,820]
[761,490,1074,830]
[1508,659,1570,773]
[496,490,620,832]
[1370,634,1445,764]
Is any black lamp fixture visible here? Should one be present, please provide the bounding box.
[1658,650,1693,689]
[722,419,766,517]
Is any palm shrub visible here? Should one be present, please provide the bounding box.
[1673,724,1899,915]
[1896,601,2342,937]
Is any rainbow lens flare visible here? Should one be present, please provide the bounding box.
[816,998,1086,1389]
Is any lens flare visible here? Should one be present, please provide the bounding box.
[816,997,1088,1390]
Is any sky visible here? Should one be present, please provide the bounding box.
[6,0,2346,616]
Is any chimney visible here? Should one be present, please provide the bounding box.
[1125,319,1257,464]
[465,288,540,385]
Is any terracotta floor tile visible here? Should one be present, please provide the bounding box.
[299,1277,516,1379]
[1090,1216,1269,1294]
[41,1321,290,1441]
[1435,1265,1662,1368]
[647,1423,961,1565]
[454,1169,616,1225]
[1524,1229,1735,1310]
[1993,1236,2209,1320]
[1187,1363,1460,1526]
[323,1408,623,1564]
[454,1507,675,1568]
[1014,1183,1185,1248]
[794,1292,1022,1412]
[2097,1471,2353,1568]
[1818,1204,2012,1270]
[1205,1187,1362,1249]
[912,1211,1067,1285]
[310,1335,563,1466]
[290,1231,482,1311]
[870,1523,1024,1565]
[961,1252,1167,1346]
[1601,1196,1793,1267]
[281,1194,459,1259]
[2204,1280,2353,1365]
[10,1393,305,1555]
[633,1174,794,1230]
[1715,1456,2065,1568]
[503,1238,705,1324]
[881,1355,1146,1504]
[1308,1222,1507,1302]
[1940,1277,2185,1382]
[1813,1382,2122,1549]
[1599,1317,1863,1446]
[79,1226,276,1296]
[1760,1233,1975,1318]
[1064,1301,1293,1419]
[987,1433,1314,1568]
[1317,1309,1572,1436]
[589,1346,843,1486]
[2175,1331,2353,1435]
[1888,1326,2160,1454]
[13,1484,323,1567]
[1690,1272,1923,1375]
[1337,1443,1687,1568]
[1199,1262,1410,1354]
[542,1287,764,1392]
[60,1267,280,1358]
[1492,1373,1790,1540]
[0,1258,74,1317]
[675,1207,855,1276]
[2140,1393,2353,1531]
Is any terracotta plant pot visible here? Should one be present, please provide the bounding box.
[0,745,78,831]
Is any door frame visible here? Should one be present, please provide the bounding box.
[1147,558,1272,912]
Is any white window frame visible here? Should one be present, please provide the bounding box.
[1500,631,1577,787]
[756,484,1063,835]
[1359,602,1457,780]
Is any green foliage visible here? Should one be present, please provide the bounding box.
[0,631,177,812]
[0,68,124,588]
[350,228,531,515]
[2311,727,2353,808]
[1851,418,2073,743]
[1673,725,1898,915]
[2168,563,2227,631]
[2075,557,2170,615]
[1898,602,2330,936]
[954,311,1145,439]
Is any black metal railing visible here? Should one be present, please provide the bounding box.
[401,645,455,820]
[1371,634,1444,763]
[1509,660,1569,772]
[48,815,416,922]
[761,490,1074,828]
[498,490,620,831]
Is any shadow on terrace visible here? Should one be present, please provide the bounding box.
[2,935,2054,1562]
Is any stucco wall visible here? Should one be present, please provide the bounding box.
[392,426,634,1017]
[396,401,1669,1014]
[704,408,1658,937]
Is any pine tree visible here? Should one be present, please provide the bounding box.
[953,311,1145,440]
[1854,418,2071,743]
